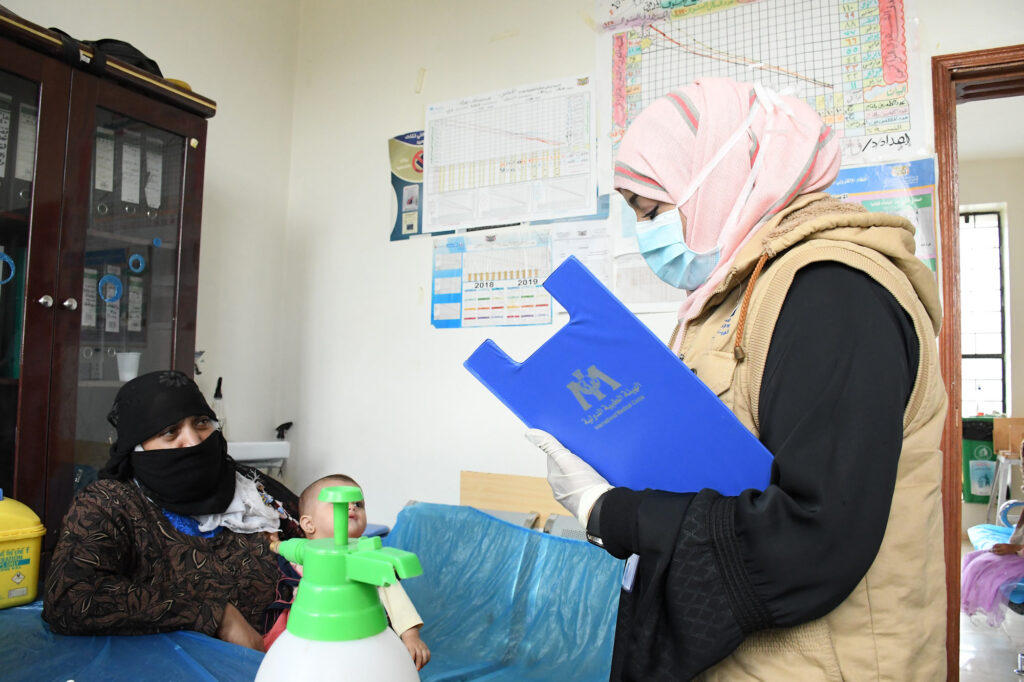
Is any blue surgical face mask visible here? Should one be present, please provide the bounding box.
[620,197,720,291]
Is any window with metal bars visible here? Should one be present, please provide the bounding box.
[959,210,1006,416]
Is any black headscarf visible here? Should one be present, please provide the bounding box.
[99,370,236,515]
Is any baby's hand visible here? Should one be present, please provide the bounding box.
[400,626,430,670]
[265,531,281,554]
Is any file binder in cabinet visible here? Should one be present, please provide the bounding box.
[142,135,165,220]
[0,93,13,211]
[9,99,36,213]
[92,126,117,219]
[117,129,143,218]
[464,256,773,496]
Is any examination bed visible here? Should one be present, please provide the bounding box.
[0,472,623,680]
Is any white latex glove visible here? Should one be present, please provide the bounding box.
[525,428,613,528]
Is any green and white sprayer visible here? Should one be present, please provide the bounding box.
[255,486,423,680]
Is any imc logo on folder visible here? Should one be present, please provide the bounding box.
[568,366,619,409]
[464,256,772,495]
[567,366,644,430]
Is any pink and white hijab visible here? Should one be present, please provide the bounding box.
[613,77,841,324]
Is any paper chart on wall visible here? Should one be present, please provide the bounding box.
[825,156,937,271]
[550,220,613,293]
[431,229,552,329]
[606,0,919,166]
[423,75,597,233]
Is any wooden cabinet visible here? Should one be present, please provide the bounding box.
[0,11,215,557]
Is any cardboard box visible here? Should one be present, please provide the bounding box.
[994,417,1024,455]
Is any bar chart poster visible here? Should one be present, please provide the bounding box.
[608,0,919,166]
[423,75,597,232]
[431,229,552,329]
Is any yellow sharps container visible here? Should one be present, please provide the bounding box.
[0,489,46,609]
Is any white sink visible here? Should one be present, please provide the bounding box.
[228,441,290,467]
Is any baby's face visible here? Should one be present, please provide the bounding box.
[347,498,367,539]
[308,495,367,539]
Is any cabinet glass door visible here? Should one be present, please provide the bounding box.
[0,69,39,496]
[72,108,185,487]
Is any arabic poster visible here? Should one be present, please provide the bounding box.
[423,75,597,232]
[389,131,425,241]
[431,229,552,328]
[826,156,937,270]
[603,0,923,166]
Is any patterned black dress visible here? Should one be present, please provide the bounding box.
[43,466,301,638]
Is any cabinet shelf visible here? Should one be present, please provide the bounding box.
[87,228,177,250]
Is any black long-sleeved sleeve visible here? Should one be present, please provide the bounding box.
[595,261,918,680]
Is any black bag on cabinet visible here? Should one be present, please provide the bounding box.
[48,28,163,78]
[82,38,163,78]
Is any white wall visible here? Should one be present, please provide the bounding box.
[3,0,301,441]
[958,156,1024,415]
[916,1,1024,56]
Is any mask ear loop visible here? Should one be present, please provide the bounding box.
[672,100,761,212]
[718,81,810,241]
[719,85,776,239]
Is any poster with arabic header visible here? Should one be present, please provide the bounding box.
[601,0,924,166]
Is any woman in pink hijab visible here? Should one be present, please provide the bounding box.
[528,78,947,680]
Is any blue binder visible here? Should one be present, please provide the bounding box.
[464,256,772,495]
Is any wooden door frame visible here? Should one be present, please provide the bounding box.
[933,43,1024,682]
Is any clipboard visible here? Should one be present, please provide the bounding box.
[464,256,772,495]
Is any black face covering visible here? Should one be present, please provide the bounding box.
[99,370,236,515]
[100,370,219,481]
[130,430,236,515]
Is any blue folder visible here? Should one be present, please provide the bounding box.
[464,256,772,495]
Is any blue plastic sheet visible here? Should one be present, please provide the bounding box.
[969,523,1015,551]
[383,502,624,681]
[0,601,263,681]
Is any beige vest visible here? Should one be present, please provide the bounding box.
[672,195,948,681]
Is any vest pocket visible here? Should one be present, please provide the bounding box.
[687,350,739,398]
[697,619,843,681]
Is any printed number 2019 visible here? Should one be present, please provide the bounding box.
[517,278,539,286]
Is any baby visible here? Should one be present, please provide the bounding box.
[264,474,430,670]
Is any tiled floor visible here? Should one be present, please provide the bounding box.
[961,610,1024,680]
[961,539,1024,680]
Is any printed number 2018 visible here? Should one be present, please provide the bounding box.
[474,281,494,289]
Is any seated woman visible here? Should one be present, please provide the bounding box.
[43,370,300,651]
[962,503,1024,626]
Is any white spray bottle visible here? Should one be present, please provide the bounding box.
[255,486,422,681]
